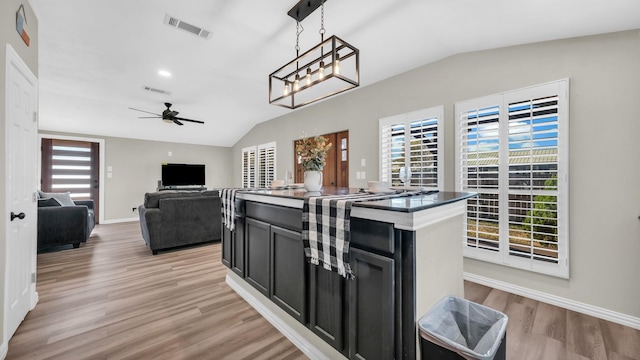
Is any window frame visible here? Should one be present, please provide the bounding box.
[379,105,444,191]
[455,79,570,278]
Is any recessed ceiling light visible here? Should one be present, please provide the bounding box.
[158,70,172,77]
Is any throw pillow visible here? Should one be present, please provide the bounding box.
[38,198,62,207]
[38,191,75,206]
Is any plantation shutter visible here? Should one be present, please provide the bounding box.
[409,117,439,189]
[257,142,276,188]
[456,79,569,278]
[458,102,501,255]
[379,106,443,189]
[242,146,256,188]
[506,94,560,264]
[380,121,405,186]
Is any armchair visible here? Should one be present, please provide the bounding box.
[37,197,95,250]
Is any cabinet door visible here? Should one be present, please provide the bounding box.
[349,248,395,360]
[245,218,270,296]
[232,216,245,277]
[270,226,306,324]
[309,265,346,353]
[221,221,232,268]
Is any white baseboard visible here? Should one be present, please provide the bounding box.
[100,217,139,224]
[225,273,345,360]
[0,341,7,360]
[464,272,640,330]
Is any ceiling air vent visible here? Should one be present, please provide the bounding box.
[143,86,171,95]
[163,14,212,39]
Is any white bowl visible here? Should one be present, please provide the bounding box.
[367,180,390,192]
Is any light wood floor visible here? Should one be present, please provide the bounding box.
[7,222,640,360]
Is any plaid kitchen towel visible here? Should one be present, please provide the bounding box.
[221,188,240,231]
[302,190,428,279]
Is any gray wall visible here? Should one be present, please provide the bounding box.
[1,0,38,348]
[40,132,234,222]
[232,30,640,319]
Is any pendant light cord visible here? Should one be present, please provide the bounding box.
[319,0,325,41]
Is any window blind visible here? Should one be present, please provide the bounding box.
[50,140,93,199]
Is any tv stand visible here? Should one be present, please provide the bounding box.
[158,185,206,191]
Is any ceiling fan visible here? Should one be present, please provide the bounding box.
[129,103,204,126]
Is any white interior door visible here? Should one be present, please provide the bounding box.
[5,44,38,340]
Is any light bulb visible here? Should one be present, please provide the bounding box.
[318,61,325,80]
[294,75,300,91]
[283,81,290,96]
[334,53,341,75]
[306,68,312,86]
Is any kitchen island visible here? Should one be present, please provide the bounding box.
[221,187,475,360]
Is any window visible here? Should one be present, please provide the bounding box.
[242,142,276,188]
[455,79,569,278]
[379,106,443,190]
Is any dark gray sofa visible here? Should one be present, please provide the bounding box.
[138,190,222,254]
[37,198,95,250]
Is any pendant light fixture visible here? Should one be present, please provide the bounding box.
[269,0,360,109]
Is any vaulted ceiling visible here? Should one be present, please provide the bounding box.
[29,0,640,146]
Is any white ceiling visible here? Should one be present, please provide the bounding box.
[29,0,640,147]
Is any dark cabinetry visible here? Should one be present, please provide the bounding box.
[271,226,307,323]
[245,218,271,296]
[349,248,395,360]
[221,201,246,277]
[221,223,231,268]
[244,202,308,324]
[309,265,346,353]
[223,201,407,360]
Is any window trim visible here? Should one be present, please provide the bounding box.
[455,79,569,278]
[379,105,444,191]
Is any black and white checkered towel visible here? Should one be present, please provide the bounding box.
[303,190,428,279]
[221,188,241,231]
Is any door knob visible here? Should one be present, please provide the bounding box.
[10,212,25,221]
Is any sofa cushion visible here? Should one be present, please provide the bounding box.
[38,191,75,206]
[144,191,205,208]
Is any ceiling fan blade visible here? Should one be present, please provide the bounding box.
[173,120,184,126]
[129,107,161,116]
[175,116,205,124]
[138,116,161,119]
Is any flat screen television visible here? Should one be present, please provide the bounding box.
[161,163,205,187]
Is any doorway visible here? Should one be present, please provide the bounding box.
[40,138,101,223]
[294,130,349,188]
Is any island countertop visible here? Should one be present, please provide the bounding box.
[236,187,476,231]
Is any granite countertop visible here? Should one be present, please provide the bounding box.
[238,187,476,213]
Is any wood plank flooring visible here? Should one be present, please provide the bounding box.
[7,221,640,360]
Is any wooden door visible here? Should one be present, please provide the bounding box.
[294,130,349,188]
[41,138,100,222]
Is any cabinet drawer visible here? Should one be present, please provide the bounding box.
[246,201,303,232]
[350,218,394,255]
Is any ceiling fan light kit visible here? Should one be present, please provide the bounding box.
[269,0,359,109]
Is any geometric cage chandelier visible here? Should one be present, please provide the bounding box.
[269,0,359,109]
